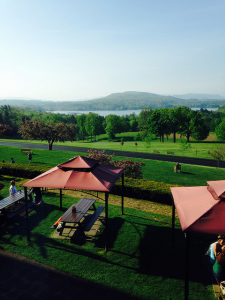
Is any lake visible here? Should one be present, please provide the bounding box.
[48,107,219,117]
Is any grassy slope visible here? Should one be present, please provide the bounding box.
[0,144,219,299]
[1,145,225,187]
[0,131,223,159]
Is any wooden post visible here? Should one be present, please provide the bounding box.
[122,173,124,215]
[185,232,190,300]
[105,192,109,251]
[24,187,30,242]
[60,189,62,209]
[172,198,175,248]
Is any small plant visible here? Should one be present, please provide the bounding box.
[135,142,138,151]
[144,133,152,152]
[179,138,191,153]
[120,138,124,150]
[209,145,225,168]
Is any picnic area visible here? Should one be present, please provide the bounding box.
[1,146,224,300]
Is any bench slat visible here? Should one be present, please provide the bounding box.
[83,206,105,232]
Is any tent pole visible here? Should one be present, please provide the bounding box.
[122,173,124,215]
[105,192,109,251]
[60,189,62,209]
[172,198,175,248]
[185,232,190,300]
[24,187,30,242]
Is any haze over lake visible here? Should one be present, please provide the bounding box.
[48,108,218,117]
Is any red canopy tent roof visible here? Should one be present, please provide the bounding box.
[22,156,125,192]
[170,180,225,234]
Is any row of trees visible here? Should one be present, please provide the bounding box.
[2,105,225,148]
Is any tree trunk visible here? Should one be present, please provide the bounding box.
[48,142,53,150]
[187,133,190,143]
[173,131,176,143]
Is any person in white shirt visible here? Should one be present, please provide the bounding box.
[9,180,18,196]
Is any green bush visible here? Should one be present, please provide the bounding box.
[0,162,49,179]
[112,178,179,205]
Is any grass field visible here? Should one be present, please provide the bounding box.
[0,174,215,300]
[1,131,223,160]
[1,145,225,187]
[0,143,221,299]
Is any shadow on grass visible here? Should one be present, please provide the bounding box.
[180,171,196,175]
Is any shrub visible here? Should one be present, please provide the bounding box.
[87,149,145,179]
[112,178,179,205]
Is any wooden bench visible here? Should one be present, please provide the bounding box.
[21,148,33,154]
[167,151,174,155]
[153,150,160,154]
[83,205,105,232]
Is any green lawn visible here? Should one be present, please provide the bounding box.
[1,134,224,159]
[1,145,225,187]
[0,144,221,299]
[0,175,215,300]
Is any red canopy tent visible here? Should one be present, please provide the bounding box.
[22,156,125,249]
[170,180,225,300]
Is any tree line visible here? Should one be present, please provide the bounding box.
[1,105,225,150]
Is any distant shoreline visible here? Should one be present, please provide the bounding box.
[47,107,218,116]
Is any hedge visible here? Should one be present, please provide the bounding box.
[0,163,178,205]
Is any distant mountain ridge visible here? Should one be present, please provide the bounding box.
[0,91,224,111]
[172,93,225,100]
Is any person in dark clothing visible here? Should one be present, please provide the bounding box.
[30,187,44,205]
[28,152,32,163]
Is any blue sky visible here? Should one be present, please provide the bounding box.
[0,0,224,100]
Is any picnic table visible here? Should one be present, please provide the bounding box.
[0,190,32,218]
[58,198,104,236]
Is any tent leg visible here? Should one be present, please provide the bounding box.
[105,192,109,251]
[122,173,124,215]
[60,189,62,209]
[185,232,190,300]
[172,199,175,248]
[24,187,30,242]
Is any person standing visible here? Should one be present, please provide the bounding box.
[9,180,18,196]
[10,158,15,163]
[28,152,32,163]
[30,187,44,205]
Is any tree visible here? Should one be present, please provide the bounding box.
[138,107,152,137]
[76,114,87,141]
[18,120,76,150]
[148,108,170,142]
[85,113,104,142]
[190,118,209,141]
[215,119,225,141]
[179,138,191,153]
[0,124,12,137]
[169,107,183,142]
[105,114,122,141]
[209,145,225,168]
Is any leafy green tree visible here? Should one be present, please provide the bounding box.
[191,118,209,141]
[105,114,122,141]
[148,108,170,142]
[179,138,191,153]
[85,113,104,142]
[18,120,76,150]
[209,145,225,167]
[169,107,183,143]
[215,119,225,141]
[137,107,152,137]
[76,114,87,141]
[178,108,208,142]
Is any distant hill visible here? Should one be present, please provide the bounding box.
[0,91,225,111]
[172,93,225,100]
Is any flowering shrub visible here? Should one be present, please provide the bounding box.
[87,149,145,179]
